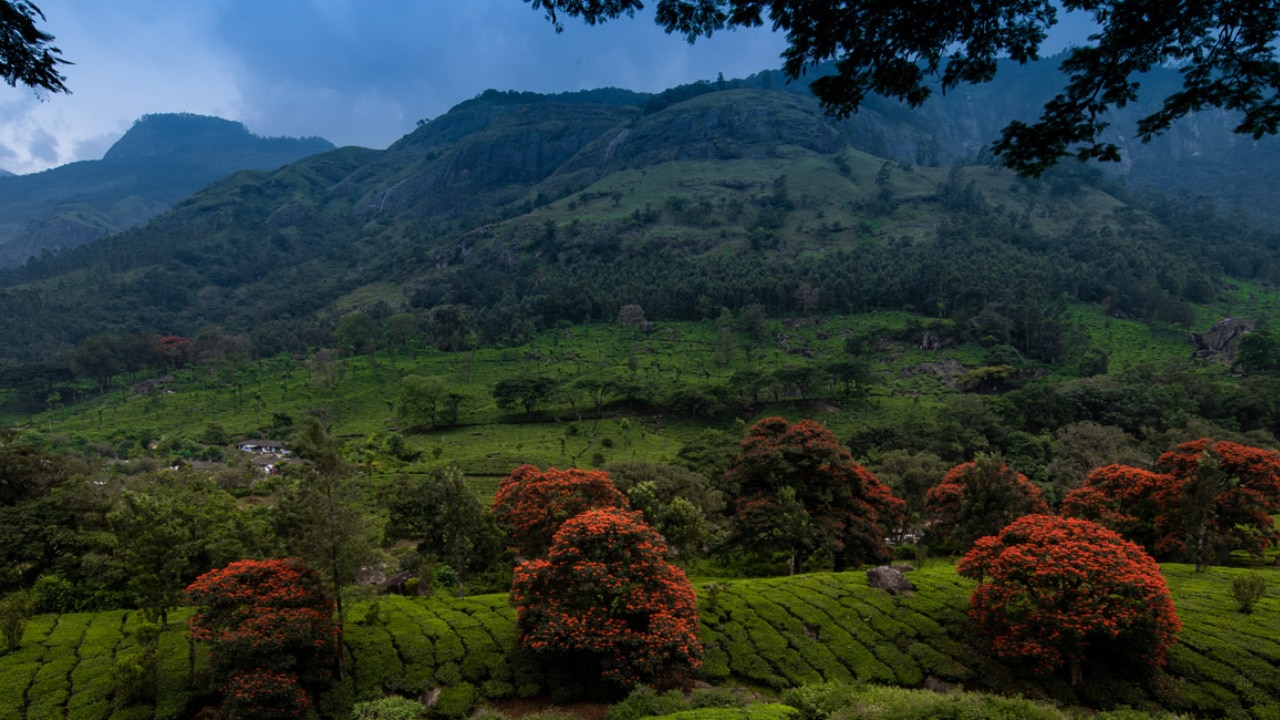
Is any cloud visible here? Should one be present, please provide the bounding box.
[0,1,786,172]
[215,1,786,148]
[0,1,243,173]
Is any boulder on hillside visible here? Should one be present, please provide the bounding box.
[866,565,916,595]
[1192,317,1254,365]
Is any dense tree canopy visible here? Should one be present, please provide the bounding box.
[958,514,1181,686]
[723,417,904,572]
[923,455,1049,551]
[384,466,505,589]
[526,0,1280,174]
[0,1,67,94]
[186,558,338,720]
[492,464,629,558]
[1062,438,1280,564]
[510,507,702,689]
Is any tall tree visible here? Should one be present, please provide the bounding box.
[722,417,904,572]
[923,455,1050,552]
[525,0,1280,174]
[107,471,259,630]
[510,508,702,692]
[186,558,338,720]
[492,464,629,559]
[1062,438,1280,566]
[383,466,505,593]
[958,515,1181,686]
[273,417,381,679]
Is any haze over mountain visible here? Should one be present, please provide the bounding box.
[0,114,333,267]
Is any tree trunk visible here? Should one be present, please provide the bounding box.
[332,572,346,681]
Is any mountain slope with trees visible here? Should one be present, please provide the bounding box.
[0,113,333,267]
[0,79,1271,378]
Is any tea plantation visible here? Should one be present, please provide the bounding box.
[1,563,1275,720]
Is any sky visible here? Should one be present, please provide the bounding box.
[0,2,1095,176]
[0,1,790,175]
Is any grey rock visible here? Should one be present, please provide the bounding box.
[866,565,916,595]
[1192,317,1254,365]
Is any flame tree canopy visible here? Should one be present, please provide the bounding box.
[1062,438,1280,566]
[722,417,904,573]
[510,507,702,691]
[958,514,1181,686]
[923,455,1050,552]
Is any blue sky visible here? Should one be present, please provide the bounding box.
[0,1,1094,175]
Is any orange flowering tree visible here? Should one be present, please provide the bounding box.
[510,508,702,690]
[958,515,1181,686]
[1060,463,1169,551]
[1062,439,1280,565]
[492,464,629,558]
[723,417,904,573]
[186,558,337,720]
[923,455,1049,551]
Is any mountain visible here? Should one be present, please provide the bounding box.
[0,113,334,267]
[750,57,1280,225]
[0,77,1269,375]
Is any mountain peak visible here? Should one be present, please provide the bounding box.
[102,113,332,164]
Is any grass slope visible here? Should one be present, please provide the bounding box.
[2,564,1274,720]
[14,305,1203,480]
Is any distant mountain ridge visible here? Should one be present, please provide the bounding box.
[0,114,333,267]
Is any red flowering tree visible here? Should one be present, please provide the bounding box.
[1062,439,1280,566]
[510,508,702,690]
[492,464,629,558]
[922,454,1049,551]
[958,515,1181,686]
[723,417,904,573]
[1060,464,1169,551]
[186,558,337,720]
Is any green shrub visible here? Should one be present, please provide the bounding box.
[429,682,477,720]
[112,648,158,709]
[481,679,514,699]
[606,687,687,720]
[782,683,869,720]
[67,699,110,720]
[784,684,1073,720]
[434,662,462,686]
[352,696,427,720]
[0,663,38,720]
[1232,573,1267,613]
[31,575,79,614]
[0,592,33,651]
[687,687,748,710]
[642,708,797,720]
[108,621,159,709]
[521,712,579,720]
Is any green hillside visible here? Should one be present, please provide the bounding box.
[1,84,1275,374]
[0,114,333,268]
[2,564,1274,720]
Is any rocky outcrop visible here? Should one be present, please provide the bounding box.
[1192,317,1254,364]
